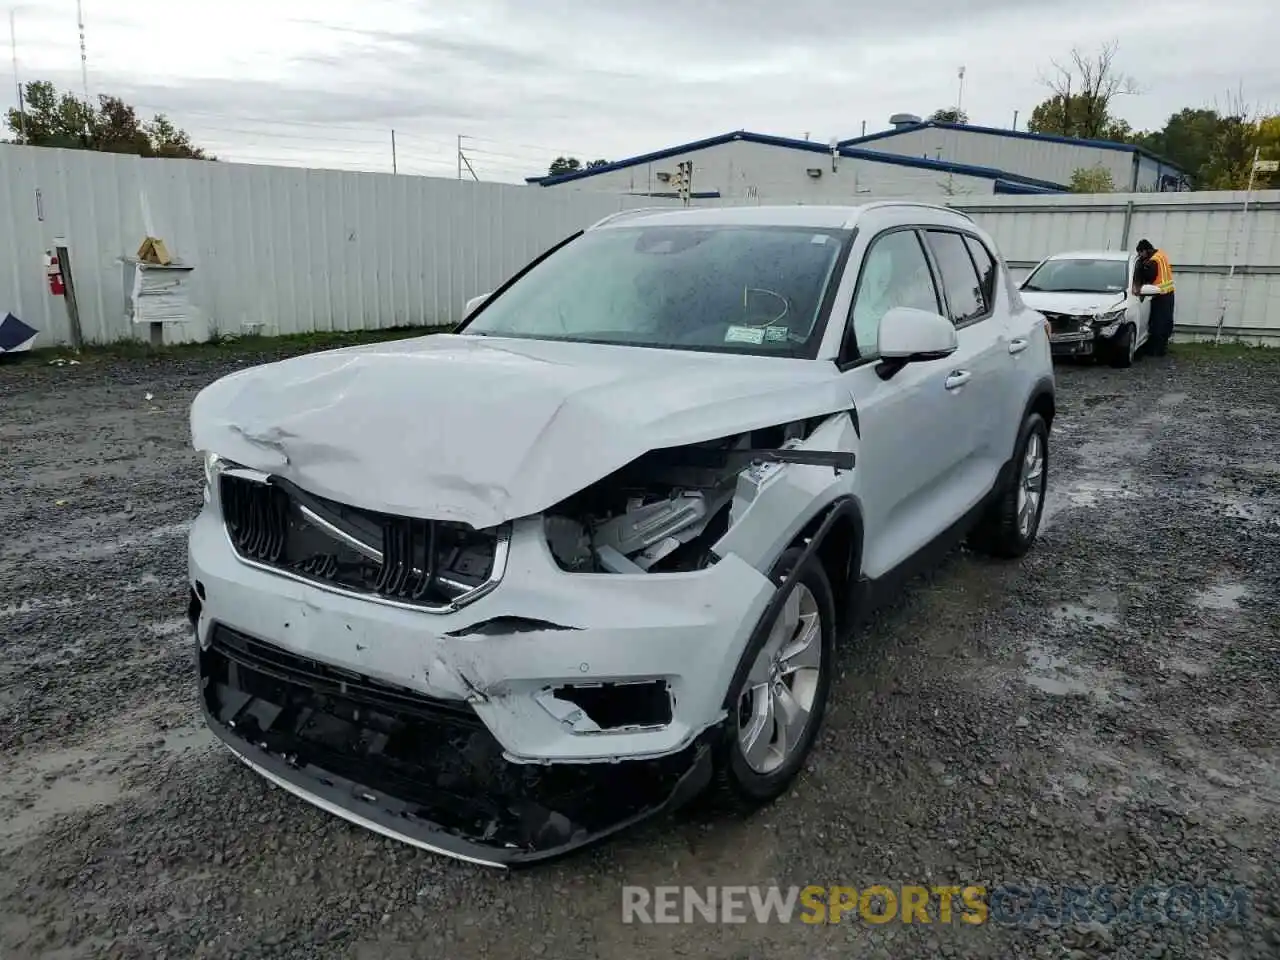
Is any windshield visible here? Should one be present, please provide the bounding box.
[460,224,852,357]
[1022,258,1128,294]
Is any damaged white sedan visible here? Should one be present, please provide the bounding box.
[187,202,1055,866]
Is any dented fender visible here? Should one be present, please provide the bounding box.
[713,411,861,574]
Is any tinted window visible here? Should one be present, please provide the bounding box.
[847,229,941,361]
[924,231,986,324]
[963,235,997,311]
[1022,257,1129,294]
[464,224,850,357]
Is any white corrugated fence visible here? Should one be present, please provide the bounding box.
[947,191,1280,343]
[1,144,1277,347]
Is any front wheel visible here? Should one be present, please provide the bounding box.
[968,412,1049,558]
[716,546,835,807]
[1109,323,1136,368]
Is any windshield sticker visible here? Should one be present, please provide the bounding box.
[764,325,789,342]
[725,325,765,345]
[811,234,830,244]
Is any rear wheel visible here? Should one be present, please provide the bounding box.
[717,547,835,807]
[969,412,1049,559]
[1109,323,1136,368]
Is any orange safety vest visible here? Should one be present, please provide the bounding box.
[1151,249,1175,294]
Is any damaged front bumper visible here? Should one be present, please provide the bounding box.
[197,623,714,866]
[188,504,775,864]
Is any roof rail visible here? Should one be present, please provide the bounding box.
[857,199,975,222]
[587,206,680,230]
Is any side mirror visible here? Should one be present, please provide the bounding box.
[877,307,958,362]
[464,293,491,318]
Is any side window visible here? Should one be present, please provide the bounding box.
[846,229,941,361]
[925,230,986,325]
[963,235,997,311]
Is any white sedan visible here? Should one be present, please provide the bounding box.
[1019,249,1159,367]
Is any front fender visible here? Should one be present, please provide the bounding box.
[712,411,860,574]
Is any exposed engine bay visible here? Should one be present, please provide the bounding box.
[543,418,838,575]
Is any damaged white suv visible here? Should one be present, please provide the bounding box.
[188,202,1054,867]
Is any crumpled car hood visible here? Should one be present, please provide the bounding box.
[1021,290,1126,315]
[191,334,853,528]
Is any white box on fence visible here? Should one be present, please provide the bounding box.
[123,259,197,325]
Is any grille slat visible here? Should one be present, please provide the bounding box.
[217,474,503,610]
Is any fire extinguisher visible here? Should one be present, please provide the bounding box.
[45,250,65,296]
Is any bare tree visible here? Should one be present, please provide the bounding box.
[1032,41,1139,139]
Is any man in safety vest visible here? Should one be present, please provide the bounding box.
[1135,239,1175,356]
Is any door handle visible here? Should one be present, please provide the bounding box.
[1009,338,1029,354]
[944,370,971,390]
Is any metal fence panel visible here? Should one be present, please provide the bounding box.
[2,145,1278,347]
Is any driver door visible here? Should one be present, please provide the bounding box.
[839,227,971,580]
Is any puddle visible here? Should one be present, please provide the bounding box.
[147,617,192,639]
[0,722,213,853]
[1041,476,1142,527]
[1050,590,1121,628]
[1022,641,1136,703]
[1211,493,1274,524]
[1194,583,1249,612]
[1164,655,1211,678]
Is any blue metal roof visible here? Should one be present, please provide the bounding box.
[838,121,1186,175]
[525,130,1067,191]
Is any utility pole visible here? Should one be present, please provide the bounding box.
[76,0,91,135]
[956,65,966,116]
[391,129,397,173]
[1216,147,1270,344]
[1012,109,1018,131]
[9,10,25,144]
[456,135,479,181]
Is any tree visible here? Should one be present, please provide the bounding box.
[930,107,969,124]
[548,156,582,176]
[4,81,212,159]
[1131,108,1224,182]
[1027,41,1138,141]
[1068,165,1115,193]
[548,157,609,175]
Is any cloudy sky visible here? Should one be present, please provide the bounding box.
[3,0,1276,182]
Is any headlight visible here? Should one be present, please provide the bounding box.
[1094,309,1125,325]
[201,451,222,502]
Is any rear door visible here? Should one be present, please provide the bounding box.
[921,229,1010,508]
[837,226,972,579]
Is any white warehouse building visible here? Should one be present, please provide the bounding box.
[526,130,1068,201]
[527,119,1188,201]
[842,115,1189,192]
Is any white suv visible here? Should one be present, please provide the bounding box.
[187,202,1055,867]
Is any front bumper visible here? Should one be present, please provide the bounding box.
[1049,321,1125,357]
[188,504,774,862]
[196,623,715,866]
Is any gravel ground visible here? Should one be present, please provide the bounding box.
[1,344,1278,959]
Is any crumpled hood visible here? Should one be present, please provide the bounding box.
[191,334,853,528]
[1021,290,1126,316]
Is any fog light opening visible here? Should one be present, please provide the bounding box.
[551,680,673,731]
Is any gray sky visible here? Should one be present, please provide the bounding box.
[4,0,1277,182]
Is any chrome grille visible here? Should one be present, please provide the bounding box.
[217,473,507,611]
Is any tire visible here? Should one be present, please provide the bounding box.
[716,546,835,807]
[968,412,1049,559]
[1109,324,1135,368]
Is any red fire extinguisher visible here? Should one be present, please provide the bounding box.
[45,251,65,296]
